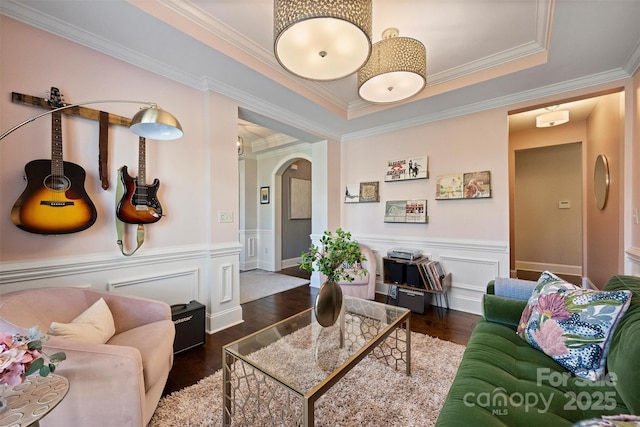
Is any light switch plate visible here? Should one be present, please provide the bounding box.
[559,201,571,209]
[218,211,233,223]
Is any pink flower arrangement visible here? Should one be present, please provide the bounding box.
[0,327,66,386]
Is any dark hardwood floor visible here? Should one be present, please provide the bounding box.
[163,267,481,396]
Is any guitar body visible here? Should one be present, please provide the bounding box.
[11,159,98,234]
[116,165,163,224]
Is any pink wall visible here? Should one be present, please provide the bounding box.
[341,109,509,241]
[585,93,624,286]
[0,17,239,262]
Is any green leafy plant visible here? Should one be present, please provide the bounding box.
[299,228,367,284]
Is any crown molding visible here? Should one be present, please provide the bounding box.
[624,38,640,76]
[0,1,205,90]
[2,0,633,145]
[342,68,631,142]
[154,0,350,112]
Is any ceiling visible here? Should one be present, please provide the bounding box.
[2,1,640,151]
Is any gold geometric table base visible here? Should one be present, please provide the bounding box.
[223,298,410,427]
[0,374,69,427]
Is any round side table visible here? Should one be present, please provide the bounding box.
[0,374,69,427]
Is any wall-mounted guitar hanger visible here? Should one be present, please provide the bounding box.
[10,91,132,190]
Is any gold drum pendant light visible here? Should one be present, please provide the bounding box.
[273,0,372,81]
[358,28,426,104]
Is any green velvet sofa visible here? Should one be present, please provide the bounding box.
[435,275,640,427]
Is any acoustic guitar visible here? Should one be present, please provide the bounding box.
[10,88,98,234]
[116,136,163,224]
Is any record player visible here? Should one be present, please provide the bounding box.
[387,248,423,261]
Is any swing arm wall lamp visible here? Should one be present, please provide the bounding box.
[0,99,183,142]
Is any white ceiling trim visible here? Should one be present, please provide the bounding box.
[155,0,351,112]
[429,41,547,87]
[427,0,551,87]
[201,75,339,142]
[624,38,640,75]
[0,1,206,91]
[152,0,554,119]
[342,68,631,142]
[250,134,300,153]
[255,141,313,161]
[346,40,549,116]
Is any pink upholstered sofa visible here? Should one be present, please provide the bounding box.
[0,287,175,427]
[321,243,377,300]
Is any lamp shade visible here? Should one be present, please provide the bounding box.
[358,28,426,103]
[274,0,372,81]
[536,110,569,128]
[129,106,183,140]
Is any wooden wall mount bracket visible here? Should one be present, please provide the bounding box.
[11,92,131,126]
[11,91,133,190]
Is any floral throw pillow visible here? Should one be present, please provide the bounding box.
[519,272,632,380]
[517,271,578,338]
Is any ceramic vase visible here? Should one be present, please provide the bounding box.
[314,281,343,327]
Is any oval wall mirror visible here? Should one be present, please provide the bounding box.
[594,154,610,210]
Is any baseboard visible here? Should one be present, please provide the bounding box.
[281,257,302,269]
[515,260,581,276]
[207,306,243,334]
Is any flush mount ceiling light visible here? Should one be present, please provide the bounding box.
[536,105,570,128]
[358,28,427,104]
[273,0,372,81]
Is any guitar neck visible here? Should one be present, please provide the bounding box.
[51,111,64,176]
[138,136,146,185]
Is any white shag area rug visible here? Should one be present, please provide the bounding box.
[150,329,465,426]
[240,269,309,304]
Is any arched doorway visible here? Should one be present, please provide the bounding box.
[274,158,312,271]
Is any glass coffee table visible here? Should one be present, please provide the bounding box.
[223,296,411,426]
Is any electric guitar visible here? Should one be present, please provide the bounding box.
[10,88,98,234]
[116,136,163,224]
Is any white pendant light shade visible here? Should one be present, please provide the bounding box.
[274,0,372,81]
[130,106,183,140]
[536,109,569,128]
[358,28,426,103]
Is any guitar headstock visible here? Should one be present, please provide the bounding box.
[47,87,64,109]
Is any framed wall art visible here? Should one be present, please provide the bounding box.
[384,199,428,223]
[290,178,311,219]
[435,170,491,199]
[435,174,464,200]
[463,171,491,198]
[344,184,360,203]
[359,181,380,203]
[385,156,429,182]
[260,186,270,204]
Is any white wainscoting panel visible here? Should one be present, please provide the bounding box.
[625,246,640,276]
[108,268,199,306]
[346,234,510,316]
[239,229,259,271]
[439,255,501,314]
[220,263,233,303]
[0,242,245,335]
